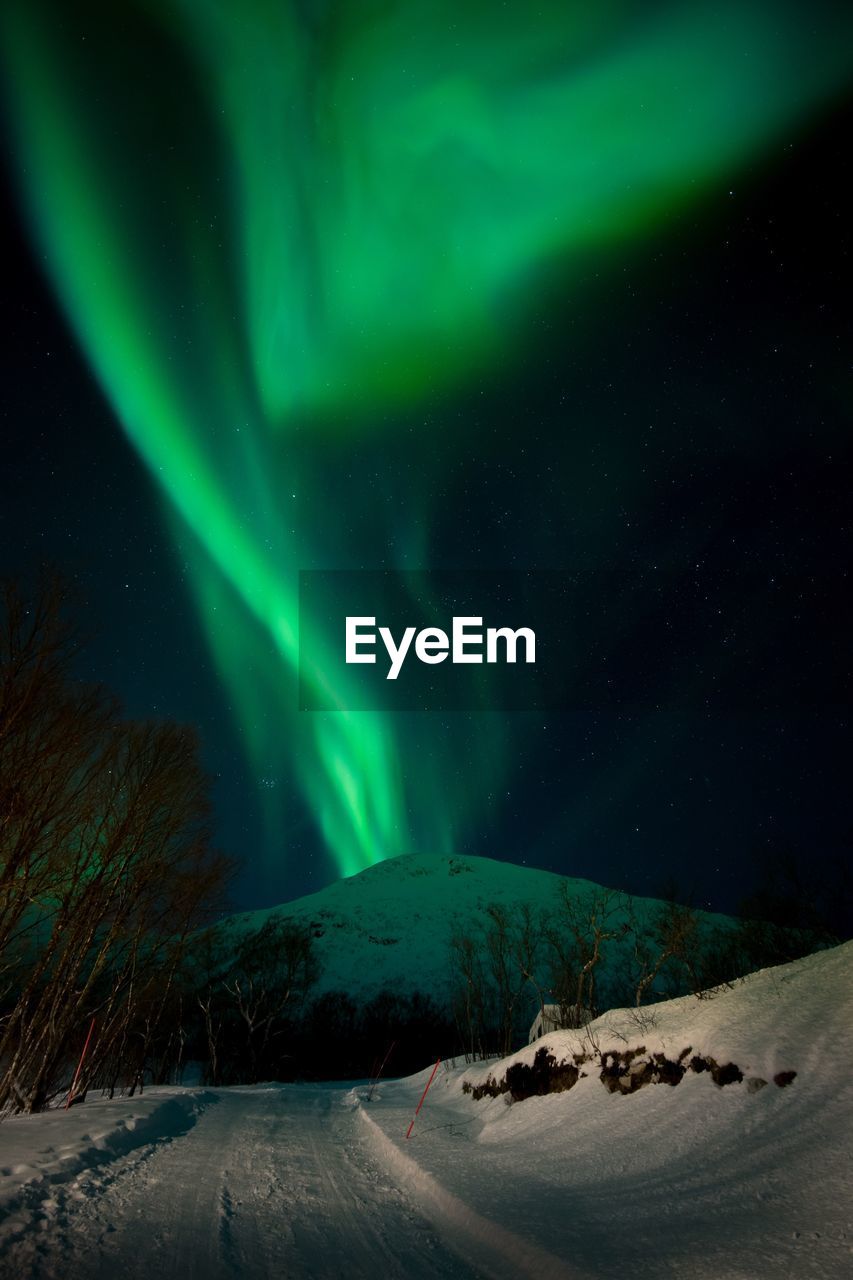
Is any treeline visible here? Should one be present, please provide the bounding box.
[0,578,231,1114]
[448,875,846,1062]
[127,861,846,1086]
[174,921,453,1083]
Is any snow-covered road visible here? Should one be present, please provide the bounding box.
[2,943,851,1279]
[0,1085,480,1280]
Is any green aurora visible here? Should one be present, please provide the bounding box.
[2,0,850,880]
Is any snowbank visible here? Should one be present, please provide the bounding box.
[360,941,853,1279]
[0,1088,214,1256]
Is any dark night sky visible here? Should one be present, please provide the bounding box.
[1,9,850,919]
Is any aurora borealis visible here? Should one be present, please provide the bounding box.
[2,1,851,906]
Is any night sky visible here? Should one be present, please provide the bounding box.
[1,0,850,916]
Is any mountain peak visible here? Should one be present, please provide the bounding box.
[227,854,731,1010]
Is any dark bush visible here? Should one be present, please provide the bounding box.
[709,1059,743,1087]
[468,1074,507,1101]
[505,1048,580,1101]
[464,1042,795,1104]
[652,1052,687,1087]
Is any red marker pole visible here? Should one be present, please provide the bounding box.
[66,1017,96,1110]
[406,1057,441,1139]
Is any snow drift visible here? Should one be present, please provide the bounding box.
[361,939,853,1278]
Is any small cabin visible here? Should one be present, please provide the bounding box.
[528,1003,592,1043]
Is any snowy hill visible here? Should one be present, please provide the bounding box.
[363,938,853,1278]
[225,853,735,1009]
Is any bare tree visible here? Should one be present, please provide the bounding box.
[0,578,231,1114]
[449,901,548,1060]
[0,577,117,975]
[483,903,531,1057]
[190,926,232,1086]
[547,885,627,1028]
[629,894,702,1007]
[222,917,319,1082]
[448,926,490,1062]
[512,901,548,1033]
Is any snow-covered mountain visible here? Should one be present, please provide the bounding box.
[225,853,735,1008]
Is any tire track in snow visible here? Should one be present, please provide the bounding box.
[358,1100,587,1280]
[0,1086,482,1280]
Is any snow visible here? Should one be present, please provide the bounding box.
[0,1085,476,1279]
[362,940,853,1278]
[225,853,734,1006]
[0,940,850,1278]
